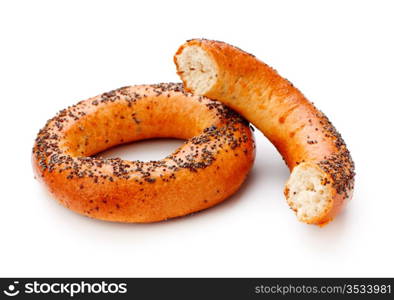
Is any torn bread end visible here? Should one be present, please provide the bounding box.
[175,45,217,95]
[285,162,333,224]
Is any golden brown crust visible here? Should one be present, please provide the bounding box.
[175,39,355,225]
[32,83,255,223]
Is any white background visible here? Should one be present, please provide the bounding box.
[0,0,393,277]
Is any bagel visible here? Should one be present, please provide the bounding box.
[174,39,355,225]
[32,83,255,223]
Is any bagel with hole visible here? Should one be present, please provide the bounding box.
[174,39,355,225]
[32,83,255,223]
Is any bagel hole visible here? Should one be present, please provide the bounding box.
[94,138,185,162]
